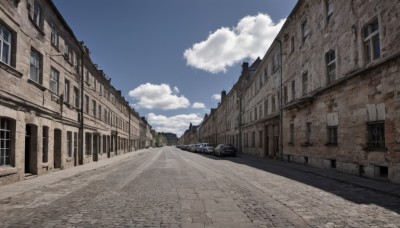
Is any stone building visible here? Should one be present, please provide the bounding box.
[280,0,400,183]
[187,0,400,184]
[0,0,153,186]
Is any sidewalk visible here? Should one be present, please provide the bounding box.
[0,149,150,201]
[238,153,400,198]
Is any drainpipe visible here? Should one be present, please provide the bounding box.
[79,45,85,165]
[276,39,283,161]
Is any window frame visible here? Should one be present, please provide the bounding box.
[363,20,380,64]
[326,50,336,84]
[302,72,308,96]
[0,118,12,166]
[50,67,59,94]
[366,121,385,151]
[0,24,12,65]
[29,49,42,84]
[327,126,338,145]
[51,23,59,49]
[64,79,70,104]
[33,1,41,27]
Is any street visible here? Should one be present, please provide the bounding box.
[0,147,399,227]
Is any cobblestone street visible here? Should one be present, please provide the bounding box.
[0,147,400,227]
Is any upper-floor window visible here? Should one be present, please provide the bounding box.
[98,105,102,120]
[283,86,288,104]
[326,0,333,23]
[290,36,295,53]
[363,20,380,64]
[92,100,97,118]
[302,72,308,96]
[29,49,42,84]
[51,23,59,48]
[327,126,338,145]
[301,20,309,42]
[73,87,80,108]
[263,68,268,82]
[264,99,268,117]
[64,79,70,103]
[84,95,89,113]
[33,1,41,27]
[291,80,295,100]
[272,52,280,71]
[326,50,336,84]
[272,96,276,113]
[306,122,312,144]
[0,25,11,65]
[50,67,59,94]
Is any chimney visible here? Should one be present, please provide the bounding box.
[221,90,226,102]
[241,62,249,74]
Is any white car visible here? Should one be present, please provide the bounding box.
[201,143,215,154]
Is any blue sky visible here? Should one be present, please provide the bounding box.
[53,0,297,136]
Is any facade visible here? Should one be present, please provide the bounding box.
[184,0,400,184]
[0,0,153,186]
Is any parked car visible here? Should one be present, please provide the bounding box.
[202,143,215,154]
[194,143,204,153]
[214,144,237,157]
[189,144,197,152]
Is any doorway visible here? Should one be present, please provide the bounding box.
[54,129,62,169]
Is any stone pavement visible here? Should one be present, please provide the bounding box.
[0,148,150,201]
[237,153,400,198]
[0,147,399,227]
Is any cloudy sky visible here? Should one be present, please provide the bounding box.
[53,0,297,136]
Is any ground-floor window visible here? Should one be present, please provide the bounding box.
[67,131,72,157]
[42,126,48,163]
[85,133,92,155]
[367,121,385,150]
[0,118,11,166]
[327,126,338,145]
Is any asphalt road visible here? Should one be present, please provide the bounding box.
[0,147,399,227]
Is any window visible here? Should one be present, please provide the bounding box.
[64,80,70,103]
[263,68,268,81]
[301,20,309,41]
[273,52,280,71]
[302,72,308,96]
[306,122,312,144]
[264,99,268,117]
[290,36,295,53]
[0,25,11,65]
[291,80,295,100]
[327,126,338,145]
[84,95,89,113]
[29,49,42,84]
[92,100,96,118]
[254,107,257,121]
[67,131,72,157]
[283,86,288,104]
[326,50,336,84]
[42,126,48,163]
[50,68,59,94]
[259,131,263,148]
[51,23,59,48]
[326,0,333,22]
[367,121,385,150]
[252,131,256,147]
[363,20,380,63]
[259,105,262,119]
[85,133,91,155]
[272,96,276,113]
[289,124,294,144]
[98,105,101,120]
[73,87,80,108]
[104,108,107,122]
[33,1,41,27]
[73,132,78,159]
[0,118,11,166]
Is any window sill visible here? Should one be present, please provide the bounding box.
[29,17,45,36]
[363,147,388,152]
[301,142,313,147]
[51,44,60,52]
[0,61,23,78]
[66,157,72,162]
[42,163,49,168]
[28,79,46,91]
[325,143,338,147]
[0,166,17,177]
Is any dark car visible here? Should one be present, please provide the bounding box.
[214,144,236,157]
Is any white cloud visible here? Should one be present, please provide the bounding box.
[173,86,180,94]
[147,113,203,137]
[184,13,285,73]
[128,83,190,110]
[192,102,206,109]
[212,94,221,101]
